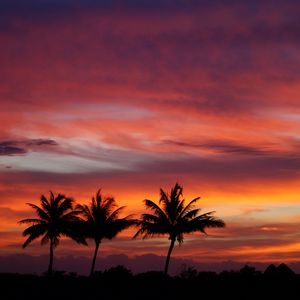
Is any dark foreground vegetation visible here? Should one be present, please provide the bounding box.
[0,264,298,300]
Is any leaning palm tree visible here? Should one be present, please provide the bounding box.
[19,191,86,276]
[134,183,225,275]
[77,189,135,276]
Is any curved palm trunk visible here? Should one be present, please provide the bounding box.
[48,238,54,276]
[90,241,100,277]
[164,238,175,276]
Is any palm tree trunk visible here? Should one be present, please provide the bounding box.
[48,238,54,276]
[90,241,100,277]
[164,238,175,276]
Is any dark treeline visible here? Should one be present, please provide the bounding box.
[0,264,298,300]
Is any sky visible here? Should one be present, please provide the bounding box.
[1,0,300,271]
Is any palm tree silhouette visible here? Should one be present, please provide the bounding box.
[134,183,225,275]
[19,191,86,276]
[77,189,135,276]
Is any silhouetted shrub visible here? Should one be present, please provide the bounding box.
[103,265,133,280]
[176,264,198,280]
[240,265,261,277]
[264,263,295,278]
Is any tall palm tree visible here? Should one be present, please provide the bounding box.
[19,191,86,276]
[77,189,135,276]
[134,183,225,275]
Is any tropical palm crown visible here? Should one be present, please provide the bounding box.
[77,189,135,276]
[19,192,85,248]
[135,183,225,242]
[134,183,225,275]
[77,190,134,242]
[19,192,86,275]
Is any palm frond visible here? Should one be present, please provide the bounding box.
[40,195,50,212]
[104,217,134,239]
[60,223,87,245]
[180,208,201,221]
[159,188,169,205]
[18,218,46,225]
[26,203,50,221]
[176,199,186,215]
[106,206,125,222]
[50,191,55,205]
[178,197,200,219]
[170,183,182,201]
[183,212,225,234]
[22,232,43,248]
[161,183,183,223]
[22,224,48,248]
[53,193,66,208]
[52,236,60,248]
[144,199,169,222]
[95,189,102,201]
[56,198,74,216]
[102,197,117,216]
[140,213,162,223]
[134,221,170,239]
[176,233,184,244]
[22,223,48,237]
[41,232,51,245]
[60,210,82,222]
[76,204,93,220]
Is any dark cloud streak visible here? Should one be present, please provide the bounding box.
[164,139,270,156]
[0,139,58,156]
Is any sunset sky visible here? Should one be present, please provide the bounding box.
[1,0,300,269]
